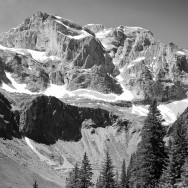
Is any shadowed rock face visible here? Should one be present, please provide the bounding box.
[18,95,122,144]
[0,92,129,145]
[0,93,19,138]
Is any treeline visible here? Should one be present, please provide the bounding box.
[66,100,188,188]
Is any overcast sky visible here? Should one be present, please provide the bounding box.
[0,0,187,49]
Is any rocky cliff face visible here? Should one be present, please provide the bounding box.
[19,95,122,144]
[0,11,188,101]
[0,12,121,94]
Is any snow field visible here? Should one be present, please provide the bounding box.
[176,51,185,55]
[0,44,60,62]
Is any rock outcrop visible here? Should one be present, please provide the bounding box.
[19,95,123,144]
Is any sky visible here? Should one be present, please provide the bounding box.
[0,0,187,49]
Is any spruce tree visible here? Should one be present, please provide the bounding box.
[171,116,188,182]
[180,158,188,187]
[79,152,93,188]
[100,149,116,188]
[66,163,81,188]
[130,100,167,188]
[120,159,128,188]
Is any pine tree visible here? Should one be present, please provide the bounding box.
[100,149,116,188]
[79,152,93,188]
[33,180,38,188]
[120,159,128,188]
[66,163,81,188]
[129,100,167,188]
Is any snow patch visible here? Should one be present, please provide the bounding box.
[0,44,60,62]
[95,29,112,38]
[116,71,135,101]
[123,26,147,33]
[55,20,69,29]
[27,49,60,62]
[176,51,185,55]
[0,44,27,55]
[132,57,145,63]
[25,137,56,165]
[127,57,145,69]
[44,84,74,98]
[72,89,117,101]
[2,72,36,94]
[54,15,62,19]
[131,99,188,125]
[25,137,73,172]
[131,105,148,117]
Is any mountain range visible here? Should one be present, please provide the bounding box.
[0,11,188,187]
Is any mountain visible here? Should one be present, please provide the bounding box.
[0,11,188,187]
[0,11,188,101]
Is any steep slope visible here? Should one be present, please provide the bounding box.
[0,151,62,188]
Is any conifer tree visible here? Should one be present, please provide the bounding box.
[180,158,188,187]
[129,100,167,188]
[100,149,116,188]
[65,163,81,188]
[79,152,93,188]
[171,116,188,182]
[120,159,128,188]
